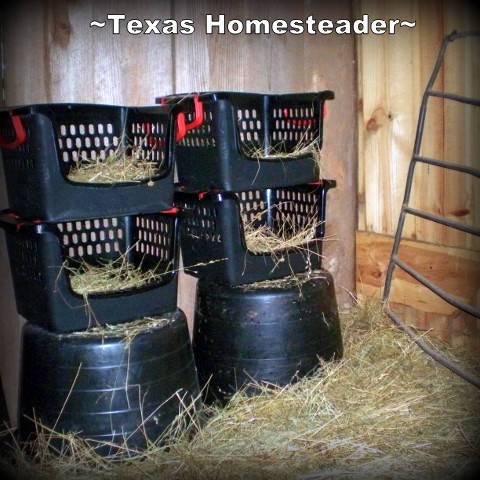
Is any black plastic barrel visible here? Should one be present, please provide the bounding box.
[193,269,343,404]
[18,308,200,456]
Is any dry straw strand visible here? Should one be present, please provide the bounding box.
[68,315,175,348]
[67,133,163,184]
[66,255,171,297]
[242,202,323,274]
[243,130,322,188]
[60,247,172,328]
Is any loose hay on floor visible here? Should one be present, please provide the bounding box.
[3,299,480,479]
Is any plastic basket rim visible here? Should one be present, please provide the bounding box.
[175,179,336,201]
[0,209,180,230]
[158,90,335,105]
[0,102,175,115]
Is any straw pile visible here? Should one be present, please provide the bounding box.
[243,132,322,174]
[67,136,161,184]
[243,215,317,254]
[2,299,479,479]
[242,205,322,271]
[66,257,170,296]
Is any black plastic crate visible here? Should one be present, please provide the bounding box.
[157,91,334,192]
[0,210,179,333]
[0,103,178,222]
[174,181,335,285]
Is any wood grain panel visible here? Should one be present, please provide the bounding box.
[172,0,308,93]
[3,0,174,105]
[357,231,479,312]
[411,2,445,246]
[415,5,480,250]
[2,2,49,102]
[358,0,480,250]
[356,231,480,352]
[441,29,480,250]
[358,0,423,238]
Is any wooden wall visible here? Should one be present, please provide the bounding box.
[357,0,480,350]
[0,0,356,424]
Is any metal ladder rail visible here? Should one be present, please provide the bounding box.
[382,30,480,388]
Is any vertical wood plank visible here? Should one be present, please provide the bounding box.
[443,37,469,249]
[2,2,49,102]
[0,161,24,426]
[358,0,479,250]
[441,3,480,249]
[172,0,307,93]
[4,0,174,105]
[304,0,357,309]
[411,1,445,245]
[359,0,421,239]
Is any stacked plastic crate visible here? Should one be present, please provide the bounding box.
[0,104,200,454]
[159,92,344,405]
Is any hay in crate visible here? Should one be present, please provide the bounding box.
[4,299,480,479]
[65,255,171,297]
[242,131,323,174]
[67,135,161,184]
[242,203,322,268]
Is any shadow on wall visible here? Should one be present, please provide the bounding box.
[0,152,25,427]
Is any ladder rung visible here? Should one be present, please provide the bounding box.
[392,256,480,318]
[414,155,480,178]
[403,206,480,237]
[427,89,480,107]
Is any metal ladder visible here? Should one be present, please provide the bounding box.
[383,30,480,388]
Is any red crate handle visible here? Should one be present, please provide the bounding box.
[158,94,204,141]
[175,95,204,141]
[185,95,204,131]
[0,211,43,231]
[0,114,27,149]
[156,97,187,141]
[160,206,180,215]
[176,112,187,141]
